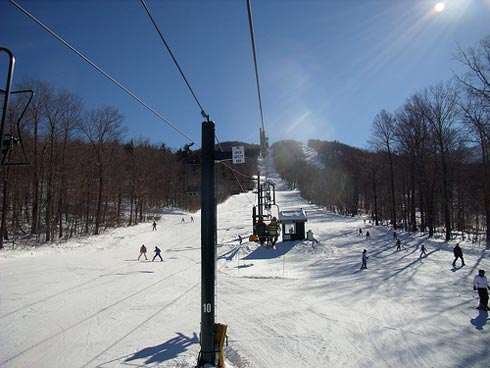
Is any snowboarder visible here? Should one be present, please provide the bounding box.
[190,216,194,223]
[238,235,243,245]
[396,239,401,251]
[359,228,363,236]
[452,244,465,267]
[138,244,148,260]
[152,246,163,262]
[360,249,368,270]
[473,269,490,311]
[152,221,157,231]
[365,231,370,239]
[419,244,427,258]
[181,217,185,224]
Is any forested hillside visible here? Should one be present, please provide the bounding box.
[271,37,490,247]
[3,36,489,249]
[272,137,487,246]
[0,80,259,248]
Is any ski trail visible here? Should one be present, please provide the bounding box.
[0,262,199,366]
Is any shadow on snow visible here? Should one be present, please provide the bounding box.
[124,332,198,365]
[470,310,489,331]
[242,241,296,260]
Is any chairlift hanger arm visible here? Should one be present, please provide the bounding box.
[1,89,34,166]
[0,47,15,160]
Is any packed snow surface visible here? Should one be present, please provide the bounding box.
[1,164,489,367]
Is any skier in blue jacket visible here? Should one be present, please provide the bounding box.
[152,246,163,262]
[360,249,368,270]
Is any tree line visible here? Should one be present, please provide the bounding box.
[0,80,258,248]
[271,36,490,246]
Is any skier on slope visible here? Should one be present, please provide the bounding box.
[152,246,163,262]
[452,244,465,267]
[473,269,490,311]
[138,244,148,261]
[360,249,368,270]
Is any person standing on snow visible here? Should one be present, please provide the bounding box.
[152,221,157,231]
[138,244,148,260]
[360,249,368,270]
[152,246,163,262]
[473,269,490,311]
[452,244,465,267]
[419,244,427,258]
[396,239,401,251]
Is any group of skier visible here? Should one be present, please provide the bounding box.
[359,228,370,239]
[359,228,489,311]
[149,217,489,311]
[138,244,163,262]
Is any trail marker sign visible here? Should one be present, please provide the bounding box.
[232,146,245,164]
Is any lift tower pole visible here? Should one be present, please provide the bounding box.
[199,120,216,366]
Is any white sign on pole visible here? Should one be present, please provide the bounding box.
[232,146,245,164]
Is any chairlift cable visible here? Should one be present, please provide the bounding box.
[246,0,270,184]
[215,134,256,206]
[8,0,200,148]
[246,0,266,135]
[140,0,209,121]
[217,160,255,204]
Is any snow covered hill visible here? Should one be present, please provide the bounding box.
[1,163,489,367]
[302,144,324,169]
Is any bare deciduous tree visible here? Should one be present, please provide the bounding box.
[370,110,398,230]
[78,106,125,235]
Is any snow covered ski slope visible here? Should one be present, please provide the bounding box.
[1,172,489,367]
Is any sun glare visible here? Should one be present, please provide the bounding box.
[434,2,446,12]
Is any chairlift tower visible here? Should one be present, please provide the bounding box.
[252,174,277,232]
[199,120,216,366]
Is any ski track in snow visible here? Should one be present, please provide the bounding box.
[1,156,490,367]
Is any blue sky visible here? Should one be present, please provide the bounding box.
[2,0,490,151]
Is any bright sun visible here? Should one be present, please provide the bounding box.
[434,2,446,12]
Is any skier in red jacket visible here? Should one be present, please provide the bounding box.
[138,244,147,261]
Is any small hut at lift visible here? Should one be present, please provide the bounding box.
[279,209,307,241]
